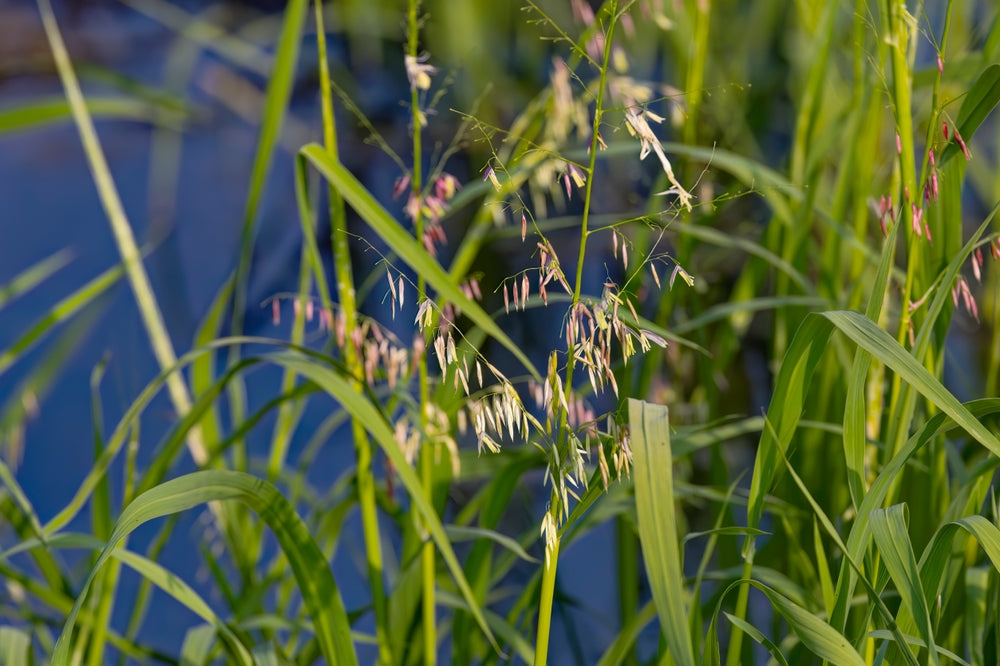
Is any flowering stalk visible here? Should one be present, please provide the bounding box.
[534,4,621,665]
[405,1,439,663]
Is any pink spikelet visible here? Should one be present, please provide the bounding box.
[955,129,972,161]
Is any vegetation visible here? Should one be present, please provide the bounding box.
[2,0,1000,663]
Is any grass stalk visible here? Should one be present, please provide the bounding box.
[616,516,638,666]
[882,0,939,518]
[313,2,392,661]
[406,1,440,662]
[35,0,206,465]
[533,525,561,666]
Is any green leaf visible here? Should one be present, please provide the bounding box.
[0,97,185,135]
[50,471,357,666]
[870,505,939,666]
[628,398,696,666]
[866,630,971,666]
[36,0,204,464]
[757,582,864,666]
[0,250,71,312]
[0,262,122,379]
[443,524,538,563]
[723,612,788,666]
[744,314,834,556]
[746,311,1000,556]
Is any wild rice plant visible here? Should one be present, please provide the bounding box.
[1,0,1000,664]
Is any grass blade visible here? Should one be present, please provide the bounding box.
[0,262,122,379]
[627,398,696,666]
[0,250,71,311]
[35,0,205,463]
[756,581,865,666]
[49,471,357,666]
[747,311,1000,557]
[869,505,939,666]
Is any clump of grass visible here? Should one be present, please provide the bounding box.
[2,1,1000,665]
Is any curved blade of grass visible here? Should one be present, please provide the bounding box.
[744,314,835,557]
[918,515,1000,611]
[36,0,205,463]
[0,250,71,311]
[826,310,1000,454]
[869,505,939,666]
[113,545,255,665]
[723,612,788,666]
[843,201,902,510]
[263,350,501,653]
[757,581,864,666]
[42,336,308,537]
[0,97,185,135]
[746,311,1000,556]
[0,262,122,379]
[20,532,253,665]
[706,578,865,666]
[866,630,971,665]
[50,471,357,666]
[939,64,1000,167]
[300,144,542,382]
[443,525,538,563]
[831,399,1000,632]
[627,398,696,666]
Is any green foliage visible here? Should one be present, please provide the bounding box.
[2,0,1000,664]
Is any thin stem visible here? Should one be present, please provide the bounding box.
[883,0,920,467]
[407,1,437,663]
[724,559,754,666]
[536,5,620,666]
[534,528,561,666]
